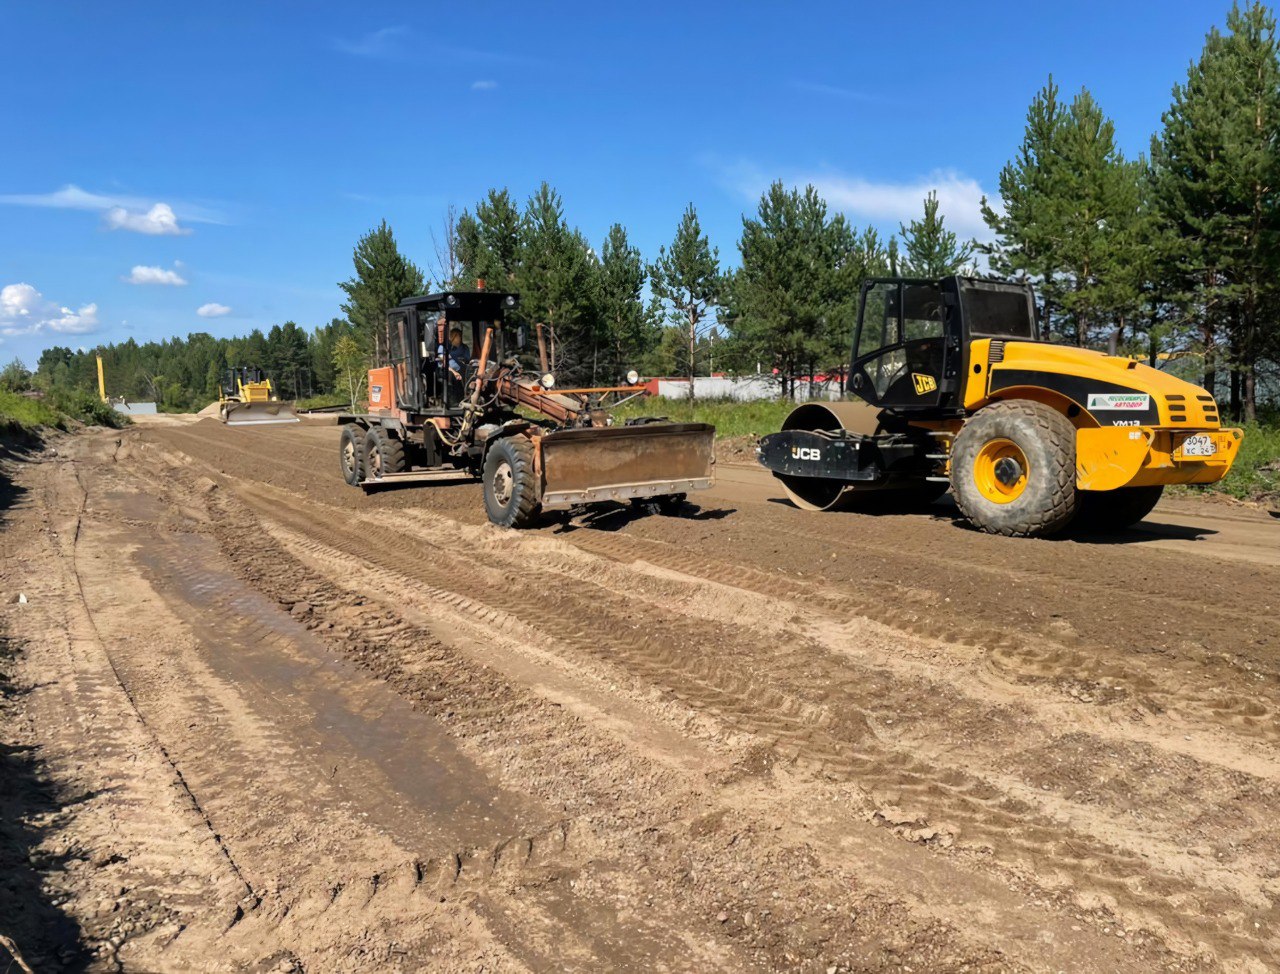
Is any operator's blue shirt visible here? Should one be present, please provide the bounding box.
[448,342,470,371]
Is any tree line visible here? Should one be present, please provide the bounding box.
[11,2,1279,418]
[9,319,353,411]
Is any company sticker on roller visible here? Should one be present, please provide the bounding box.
[1086,393,1150,411]
[912,373,937,395]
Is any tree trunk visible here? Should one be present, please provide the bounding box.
[687,306,697,408]
[1244,366,1257,423]
[1230,369,1242,422]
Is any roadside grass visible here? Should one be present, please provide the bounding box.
[612,396,800,439]
[1196,421,1280,504]
[294,392,348,410]
[0,389,129,436]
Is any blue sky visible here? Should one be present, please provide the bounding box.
[0,1,1231,366]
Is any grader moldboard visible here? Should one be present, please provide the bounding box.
[758,276,1243,537]
[336,290,716,527]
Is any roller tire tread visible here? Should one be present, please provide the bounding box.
[952,400,1077,538]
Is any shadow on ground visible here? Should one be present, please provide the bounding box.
[0,631,92,972]
[0,431,39,530]
[556,500,736,534]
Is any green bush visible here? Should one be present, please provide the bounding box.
[0,389,64,434]
[47,389,131,429]
[1203,421,1280,503]
[0,388,130,435]
[612,396,801,439]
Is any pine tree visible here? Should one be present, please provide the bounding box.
[338,220,425,358]
[457,189,523,290]
[725,182,866,398]
[648,204,721,404]
[899,191,977,278]
[597,223,657,381]
[981,77,1067,337]
[1053,89,1145,346]
[514,183,598,382]
[1149,1,1280,418]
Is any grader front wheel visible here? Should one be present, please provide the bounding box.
[951,401,1078,537]
[483,436,543,528]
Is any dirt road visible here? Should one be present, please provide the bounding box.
[3,417,1279,972]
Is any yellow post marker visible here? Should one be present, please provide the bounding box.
[96,354,107,402]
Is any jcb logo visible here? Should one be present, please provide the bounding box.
[912,373,937,395]
[791,446,821,461]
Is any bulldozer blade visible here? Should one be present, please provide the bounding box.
[220,400,300,426]
[538,422,715,510]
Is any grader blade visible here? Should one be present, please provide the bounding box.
[538,422,715,510]
[220,400,300,426]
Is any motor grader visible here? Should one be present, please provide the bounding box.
[757,276,1242,537]
[336,289,715,527]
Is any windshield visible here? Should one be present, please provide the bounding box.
[961,282,1038,340]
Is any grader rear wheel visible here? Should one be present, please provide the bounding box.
[339,424,366,486]
[364,427,405,481]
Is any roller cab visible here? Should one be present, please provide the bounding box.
[758,275,1243,536]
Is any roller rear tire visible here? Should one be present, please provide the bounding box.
[951,401,1078,537]
[1076,485,1164,531]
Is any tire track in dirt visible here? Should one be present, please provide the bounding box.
[133,419,1280,969]
[198,481,1033,973]
[208,474,1275,968]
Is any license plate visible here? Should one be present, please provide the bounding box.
[1180,434,1216,457]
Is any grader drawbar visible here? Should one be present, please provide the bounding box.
[336,289,715,528]
[758,276,1242,537]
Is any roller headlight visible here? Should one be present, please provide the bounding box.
[540,372,556,389]
[626,369,640,385]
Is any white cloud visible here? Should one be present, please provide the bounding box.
[105,202,189,236]
[1,283,40,319]
[0,184,225,230]
[719,161,994,242]
[0,283,99,336]
[196,302,231,318]
[335,25,408,57]
[124,264,187,286]
[471,79,498,91]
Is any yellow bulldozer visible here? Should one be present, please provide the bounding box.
[757,276,1242,537]
[218,367,299,426]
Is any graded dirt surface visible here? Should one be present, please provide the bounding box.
[2,417,1279,972]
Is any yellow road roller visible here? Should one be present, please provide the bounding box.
[757,276,1242,537]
